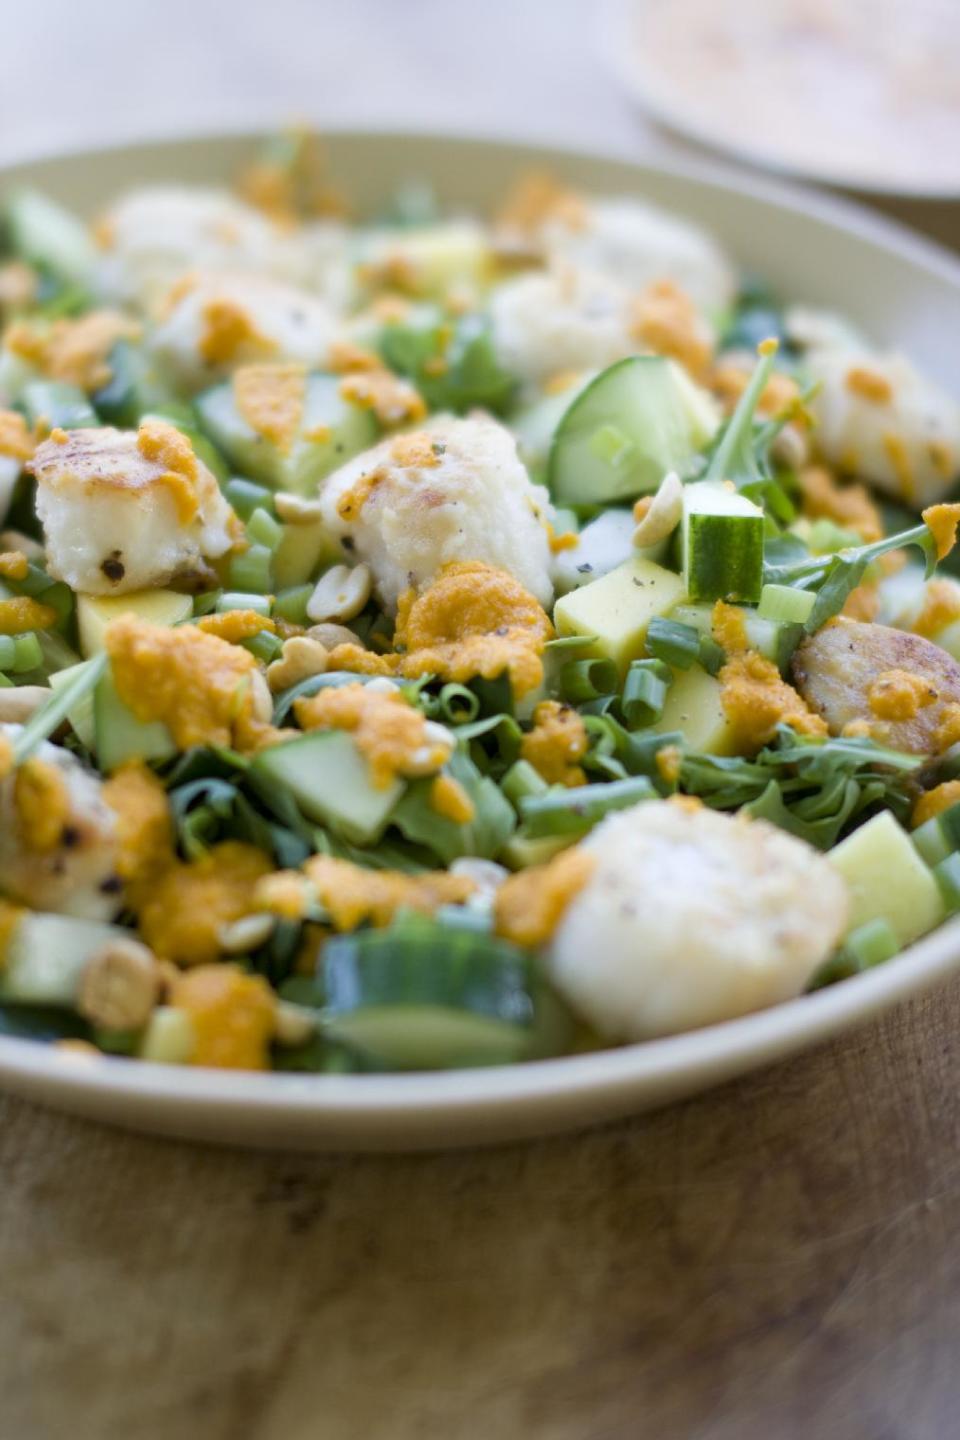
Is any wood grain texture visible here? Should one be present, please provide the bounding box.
[4,980,959,1440]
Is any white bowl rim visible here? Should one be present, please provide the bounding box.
[1,124,959,1137]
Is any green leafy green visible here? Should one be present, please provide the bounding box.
[378,306,517,414]
[679,726,923,848]
[391,747,516,863]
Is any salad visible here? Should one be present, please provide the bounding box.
[0,132,959,1075]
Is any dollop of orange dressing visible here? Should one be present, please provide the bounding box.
[339,369,426,427]
[719,651,827,754]
[0,551,28,581]
[102,761,174,898]
[13,757,70,852]
[105,615,274,754]
[711,599,749,656]
[233,362,306,453]
[138,841,273,967]
[257,854,475,932]
[923,503,960,562]
[394,561,554,699]
[429,772,476,823]
[520,700,587,788]
[494,846,596,948]
[799,466,883,543]
[0,898,24,969]
[196,610,277,644]
[913,579,960,639]
[294,681,445,789]
[199,297,277,366]
[912,779,960,829]
[632,279,712,378]
[7,310,139,392]
[0,595,57,634]
[135,418,205,524]
[0,410,35,462]
[172,963,276,1070]
[867,668,939,722]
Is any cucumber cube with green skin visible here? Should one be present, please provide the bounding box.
[249,729,404,845]
[553,556,687,674]
[829,810,944,947]
[682,480,764,603]
[547,356,719,506]
[195,374,378,493]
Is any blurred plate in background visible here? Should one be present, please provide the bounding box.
[602,0,960,199]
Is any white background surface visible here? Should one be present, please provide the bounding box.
[0,0,675,163]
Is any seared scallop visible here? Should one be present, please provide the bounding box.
[792,617,960,752]
[31,420,238,595]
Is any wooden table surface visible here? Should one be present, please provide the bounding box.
[4,3,960,1436]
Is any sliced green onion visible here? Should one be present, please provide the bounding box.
[559,657,619,704]
[698,634,725,676]
[501,759,550,807]
[242,631,284,663]
[216,591,273,617]
[437,683,480,724]
[246,507,284,551]
[645,617,700,670]
[844,918,900,969]
[228,544,273,594]
[0,636,16,669]
[191,590,222,617]
[757,583,817,625]
[519,775,655,838]
[11,632,42,672]
[11,653,106,764]
[224,478,275,520]
[272,584,313,625]
[620,659,672,729]
[935,852,960,913]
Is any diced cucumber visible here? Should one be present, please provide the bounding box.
[551,508,637,595]
[48,661,97,750]
[94,668,176,773]
[319,919,540,1068]
[249,728,404,844]
[0,913,121,1006]
[21,380,99,430]
[829,811,945,948]
[4,189,95,288]
[195,373,378,493]
[682,480,764,603]
[77,589,193,658]
[553,555,686,674]
[651,662,736,755]
[547,356,718,506]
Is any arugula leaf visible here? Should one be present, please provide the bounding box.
[762,522,938,632]
[392,747,516,863]
[679,726,922,848]
[378,306,517,415]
